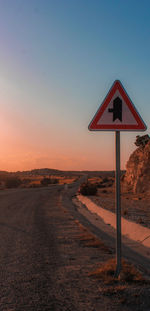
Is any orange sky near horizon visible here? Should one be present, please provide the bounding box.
[0,115,137,172]
[0,81,138,172]
[0,1,148,172]
[0,64,140,172]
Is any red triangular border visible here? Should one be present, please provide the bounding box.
[89,80,147,131]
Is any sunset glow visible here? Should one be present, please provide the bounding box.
[0,1,149,172]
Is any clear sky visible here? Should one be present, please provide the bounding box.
[0,0,149,171]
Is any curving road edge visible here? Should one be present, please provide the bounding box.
[77,194,150,249]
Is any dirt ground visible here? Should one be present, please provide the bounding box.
[0,183,150,310]
[89,183,150,229]
[55,190,150,311]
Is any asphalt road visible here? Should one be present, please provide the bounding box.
[1,181,105,311]
[0,186,65,310]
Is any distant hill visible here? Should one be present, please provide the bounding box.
[0,168,125,179]
[16,168,62,176]
[0,168,62,180]
[0,171,12,180]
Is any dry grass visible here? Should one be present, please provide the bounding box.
[137,217,144,224]
[74,220,111,253]
[57,176,76,184]
[90,259,150,308]
[87,177,103,184]
[19,175,76,188]
[79,232,111,252]
[89,258,145,284]
[122,208,128,216]
[99,284,127,296]
[74,220,87,232]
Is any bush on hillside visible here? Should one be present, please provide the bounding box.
[97,182,106,188]
[79,182,97,196]
[40,178,58,186]
[5,177,22,188]
[50,178,58,184]
[102,177,109,183]
[22,178,30,184]
[41,178,51,186]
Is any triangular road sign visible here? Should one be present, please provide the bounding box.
[88,80,147,131]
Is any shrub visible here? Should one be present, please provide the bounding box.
[123,209,128,216]
[41,178,51,186]
[79,182,97,196]
[40,178,58,186]
[137,217,144,224]
[97,182,106,188]
[50,178,58,184]
[89,258,144,283]
[102,177,109,183]
[5,177,22,188]
[102,190,107,193]
[22,178,30,184]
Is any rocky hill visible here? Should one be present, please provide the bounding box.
[124,139,150,193]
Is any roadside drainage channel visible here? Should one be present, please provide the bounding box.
[77,194,150,249]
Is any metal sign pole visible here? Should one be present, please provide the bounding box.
[88,79,147,277]
[115,130,122,278]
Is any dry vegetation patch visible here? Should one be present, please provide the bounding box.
[74,217,150,309]
[89,258,150,309]
[88,258,150,307]
[87,174,150,228]
[1,173,77,189]
[74,220,111,253]
[89,258,145,284]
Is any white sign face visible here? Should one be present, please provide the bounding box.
[88,80,147,131]
[97,89,138,126]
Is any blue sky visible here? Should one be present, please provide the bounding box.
[0,0,149,171]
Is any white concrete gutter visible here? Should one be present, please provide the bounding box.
[77,194,150,248]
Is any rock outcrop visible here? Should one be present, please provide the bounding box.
[124,140,150,193]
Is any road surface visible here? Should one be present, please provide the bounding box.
[0,183,106,311]
[0,183,150,311]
